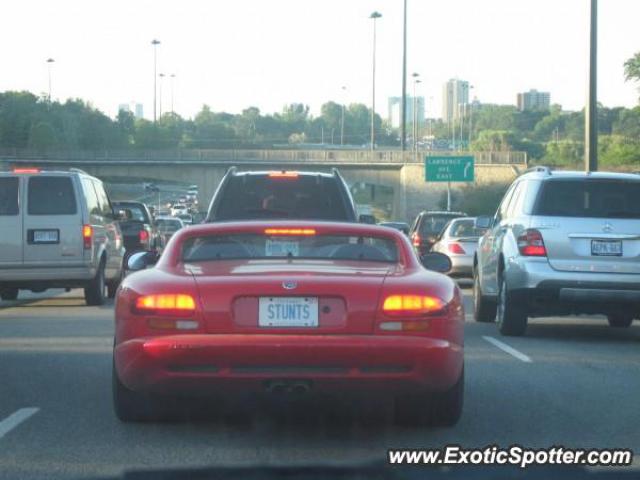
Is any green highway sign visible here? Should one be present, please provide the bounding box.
[425,155,475,182]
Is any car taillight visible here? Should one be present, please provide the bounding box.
[411,233,421,247]
[82,225,92,249]
[13,168,40,173]
[133,294,196,317]
[382,294,446,316]
[517,229,547,257]
[139,229,150,243]
[264,228,316,235]
[448,243,465,254]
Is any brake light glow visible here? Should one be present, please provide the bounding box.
[134,294,196,316]
[517,229,547,257]
[448,243,466,255]
[264,228,316,236]
[268,171,299,178]
[411,233,421,247]
[382,294,446,315]
[82,225,93,249]
[139,229,150,243]
[13,168,40,174]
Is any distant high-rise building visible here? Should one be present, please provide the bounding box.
[517,90,550,111]
[118,102,144,119]
[387,96,425,129]
[442,79,469,123]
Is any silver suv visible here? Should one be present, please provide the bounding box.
[0,168,126,305]
[473,167,640,336]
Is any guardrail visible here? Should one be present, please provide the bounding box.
[0,148,527,165]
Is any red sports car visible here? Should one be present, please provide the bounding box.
[113,221,465,425]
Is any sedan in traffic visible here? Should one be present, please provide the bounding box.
[431,217,487,278]
[113,221,464,426]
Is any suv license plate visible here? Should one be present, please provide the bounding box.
[258,297,318,327]
[591,239,622,256]
[32,230,59,244]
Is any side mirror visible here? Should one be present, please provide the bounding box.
[359,214,376,224]
[420,252,452,273]
[126,251,158,272]
[475,215,493,230]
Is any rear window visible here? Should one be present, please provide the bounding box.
[114,204,148,222]
[214,175,349,221]
[27,176,77,215]
[534,179,640,219]
[419,215,462,235]
[449,220,487,238]
[182,233,398,263]
[156,219,182,231]
[0,177,19,216]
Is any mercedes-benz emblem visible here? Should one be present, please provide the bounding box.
[282,280,297,290]
[602,222,614,233]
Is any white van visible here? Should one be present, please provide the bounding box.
[0,168,126,305]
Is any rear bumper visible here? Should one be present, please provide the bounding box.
[0,264,95,285]
[114,334,463,397]
[448,256,473,277]
[506,259,640,316]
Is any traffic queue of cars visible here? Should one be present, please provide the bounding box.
[4,164,637,427]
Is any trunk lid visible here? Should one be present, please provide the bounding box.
[187,259,393,334]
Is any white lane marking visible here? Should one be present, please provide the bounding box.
[0,408,39,439]
[482,335,532,363]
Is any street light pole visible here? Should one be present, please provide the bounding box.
[170,74,176,115]
[151,39,161,123]
[468,85,474,147]
[585,0,598,171]
[400,0,408,152]
[340,85,347,146]
[370,12,382,152]
[158,73,165,119]
[411,73,420,153]
[46,58,55,103]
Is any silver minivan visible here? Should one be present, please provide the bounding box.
[0,168,126,305]
[473,167,640,336]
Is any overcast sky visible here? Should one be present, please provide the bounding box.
[2,0,639,120]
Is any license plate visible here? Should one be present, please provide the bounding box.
[591,239,622,256]
[258,297,318,327]
[265,239,299,257]
[32,229,59,244]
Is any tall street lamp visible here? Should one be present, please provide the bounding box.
[585,0,598,171]
[170,73,176,115]
[340,85,347,146]
[412,73,420,152]
[151,39,161,122]
[46,58,55,103]
[400,0,408,151]
[370,11,382,152]
[158,73,165,119]
[468,85,475,147]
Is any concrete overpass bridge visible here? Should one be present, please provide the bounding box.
[1,149,527,221]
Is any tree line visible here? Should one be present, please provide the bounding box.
[0,91,393,151]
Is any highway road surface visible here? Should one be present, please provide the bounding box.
[1,287,639,479]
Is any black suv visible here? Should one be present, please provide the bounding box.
[205,168,358,222]
[409,210,467,256]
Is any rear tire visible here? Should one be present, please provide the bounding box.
[112,362,168,422]
[84,260,105,306]
[394,368,464,427]
[0,288,19,301]
[473,268,496,323]
[496,276,528,337]
[607,314,633,328]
